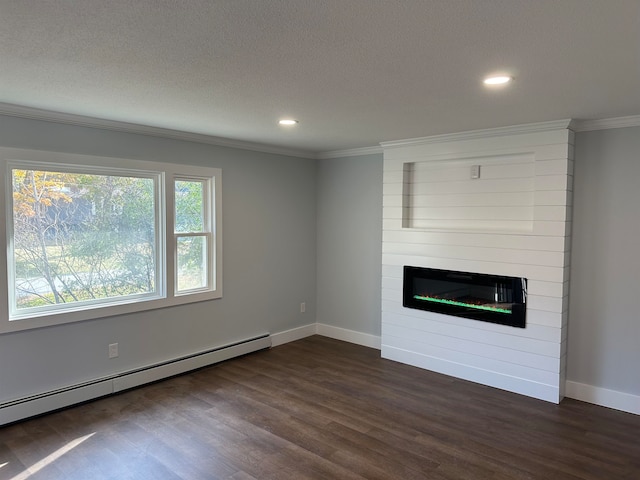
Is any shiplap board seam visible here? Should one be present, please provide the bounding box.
[381,299,563,341]
[381,345,560,403]
[381,332,561,379]
[383,312,562,357]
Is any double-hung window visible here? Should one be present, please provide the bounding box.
[174,178,214,294]
[0,147,222,333]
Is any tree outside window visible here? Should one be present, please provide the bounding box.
[11,169,158,311]
[0,148,222,333]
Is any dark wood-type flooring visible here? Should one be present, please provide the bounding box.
[1,335,639,479]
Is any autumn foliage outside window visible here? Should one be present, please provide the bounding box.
[11,169,158,312]
[0,149,222,333]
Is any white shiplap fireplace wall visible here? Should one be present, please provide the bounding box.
[381,121,574,403]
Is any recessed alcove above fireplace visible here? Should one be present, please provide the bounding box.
[401,152,536,232]
[381,120,574,404]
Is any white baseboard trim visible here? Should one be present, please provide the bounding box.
[270,324,317,347]
[565,381,640,416]
[270,323,382,350]
[316,323,382,349]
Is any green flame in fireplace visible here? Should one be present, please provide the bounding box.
[413,295,512,314]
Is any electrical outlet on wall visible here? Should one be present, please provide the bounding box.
[108,343,119,358]
[300,302,306,313]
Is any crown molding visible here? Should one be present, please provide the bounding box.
[380,120,574,149]
[316,145,383,159]
[322,116,640,156]
[0,102,317,159]
[3,102,639,159]
[572,115,640,132]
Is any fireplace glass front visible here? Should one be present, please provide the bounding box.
[403,266,527,328]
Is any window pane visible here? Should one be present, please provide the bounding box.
[175,180,204,233]
[176,235,207,292]
[11,169,157,311]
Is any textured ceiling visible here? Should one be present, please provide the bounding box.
[1,0,639,155]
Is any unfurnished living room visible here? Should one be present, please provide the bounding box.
[0,1,639,479]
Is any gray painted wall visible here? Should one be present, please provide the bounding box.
[568,127,640,396]
[2,114,637,406]
[0,115,317,404]
[316,154,383,336]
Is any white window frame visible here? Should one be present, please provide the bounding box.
[173,176,215,295]
[0,147,222,334]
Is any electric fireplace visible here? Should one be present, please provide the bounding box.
[403,266,527,328]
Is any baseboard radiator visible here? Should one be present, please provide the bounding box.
[0,334,272,426]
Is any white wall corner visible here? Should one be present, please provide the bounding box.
[271,323,382,350]
[316,323,382,349]
[270,324,318,347]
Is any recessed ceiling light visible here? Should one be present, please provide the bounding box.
[278,119,299,125]
[483,75,512,85]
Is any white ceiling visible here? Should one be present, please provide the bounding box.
[1,0,639,156]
